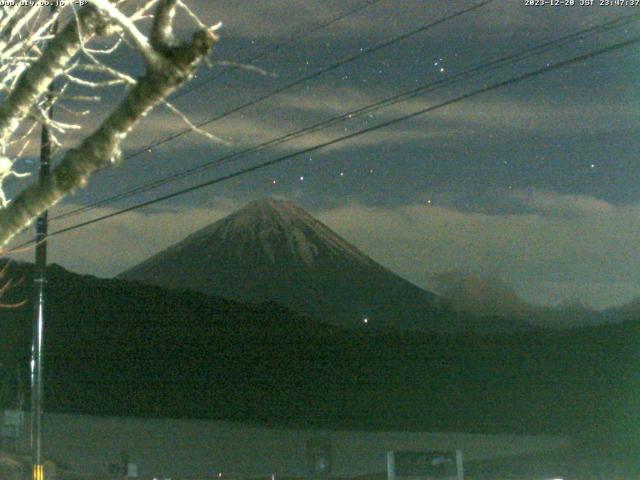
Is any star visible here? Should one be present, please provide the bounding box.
[299,176,304,181]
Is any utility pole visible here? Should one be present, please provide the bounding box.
[30,96,51,480]
[31,8,56,480]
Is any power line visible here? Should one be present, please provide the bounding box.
[42,34,640,241]
[170,0,384,102]
[122,0,498,161]
[49,0,387,222]
[51,0,498,221]
[52,11,640,222]
[56,0,383,103]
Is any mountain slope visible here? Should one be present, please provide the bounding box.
[428,271,532,317]
[427,271,640,329]
[1,260,637,446]
[120,198,453,331]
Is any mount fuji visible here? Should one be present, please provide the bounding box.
[119,198,526,332]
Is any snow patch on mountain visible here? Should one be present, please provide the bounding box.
[119,197,459,331]
[216,198,378,268]
[289,227,319,266]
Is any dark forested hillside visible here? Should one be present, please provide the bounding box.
[1,260,639,465]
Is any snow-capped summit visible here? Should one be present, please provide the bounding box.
[183,198,379,269]
[119,198,446,330]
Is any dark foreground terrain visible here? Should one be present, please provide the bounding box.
[0,261,639,473]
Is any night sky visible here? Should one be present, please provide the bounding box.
[7,0,640,309]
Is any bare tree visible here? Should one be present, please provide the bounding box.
[0,0,221,247]
[0,260,25,307]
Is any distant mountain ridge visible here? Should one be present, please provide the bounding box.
[428,270,640,328]
[120,198,532,333]
[429,271,530,317]
[0,259,638,442]
[120,198,439,330]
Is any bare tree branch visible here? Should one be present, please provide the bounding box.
[0,1,220,246]
[90,0,163,67]
[151,0,177,50]
[0,4,108,149]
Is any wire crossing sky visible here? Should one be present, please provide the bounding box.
[6,0,640,311]
[35,32,640,240]
[51,10,640,222]
[123,0,498,163]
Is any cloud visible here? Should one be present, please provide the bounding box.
[185,1,353,40]
[120,97,449,157]
[413,96,639,135]
[317,196,640,309]
[6,198,242,278]
[6,190,638,310]
[269,87,639,141]
[190,0,593,42]
[509,189,613,218]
